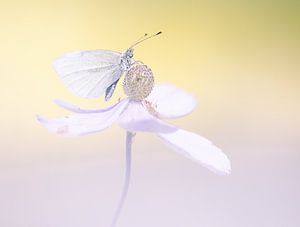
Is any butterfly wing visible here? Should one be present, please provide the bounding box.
[105,78,120,101]
[53,50,123,98]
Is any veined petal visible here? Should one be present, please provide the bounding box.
[146,84,197,119]
[158,129,231,175]
[54,99,119,113]
[37,99,129,136]
[117,100,177,133]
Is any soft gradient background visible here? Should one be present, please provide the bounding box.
[0,0,299,226]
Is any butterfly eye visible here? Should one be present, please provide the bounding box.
[127,49,134,58]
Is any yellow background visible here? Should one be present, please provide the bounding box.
[0,1,299,226]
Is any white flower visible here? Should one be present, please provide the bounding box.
[37,84,231,175]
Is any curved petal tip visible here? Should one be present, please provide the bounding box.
[158,129,231,175]
[36,99,129,136]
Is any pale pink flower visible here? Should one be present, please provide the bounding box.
[37,84,231,175]
[37,83,231,227]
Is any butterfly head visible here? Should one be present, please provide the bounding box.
[124,48,134,58]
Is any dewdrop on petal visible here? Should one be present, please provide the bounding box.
[123,64,154,101]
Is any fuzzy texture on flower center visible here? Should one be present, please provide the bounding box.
[123,64,154,101]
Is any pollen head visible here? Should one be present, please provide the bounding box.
[123,64,154,101]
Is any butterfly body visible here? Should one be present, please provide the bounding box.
[120,48,134,70]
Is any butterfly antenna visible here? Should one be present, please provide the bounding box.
[129,33,148,47]
[130,31,162,48]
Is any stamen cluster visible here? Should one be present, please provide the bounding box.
[123,64,154,101]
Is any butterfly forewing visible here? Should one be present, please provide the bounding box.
[53,50,124,98]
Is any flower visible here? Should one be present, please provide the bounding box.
[37,83,231,175]
[38,62,231,227]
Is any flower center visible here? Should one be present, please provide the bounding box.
[123,64,154,101]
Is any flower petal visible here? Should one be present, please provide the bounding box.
[146,84,197,119]
[117,100,177,133]
[37,99,129,136]
[158,129,231,175]
[54,99,118,113]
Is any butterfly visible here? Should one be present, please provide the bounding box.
[53,32,161,101]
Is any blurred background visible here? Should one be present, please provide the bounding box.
[0,0,299,226]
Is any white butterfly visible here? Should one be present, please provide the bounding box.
[53,32,161,101]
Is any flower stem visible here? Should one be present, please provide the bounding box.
[110,131,134,227]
